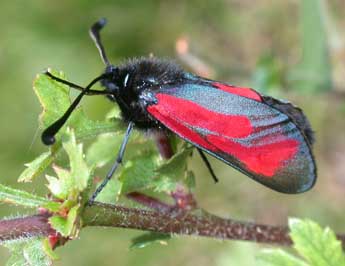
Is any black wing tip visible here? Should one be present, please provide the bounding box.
[269,170,317,194]
[262,96,315,146]
[303,126,315,145]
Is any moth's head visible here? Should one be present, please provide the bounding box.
[101,64,121,93]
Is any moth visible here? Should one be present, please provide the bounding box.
[42,18,316,203]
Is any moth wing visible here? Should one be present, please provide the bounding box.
[145,81,316,193]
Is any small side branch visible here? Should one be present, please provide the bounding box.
[0,214,52,242]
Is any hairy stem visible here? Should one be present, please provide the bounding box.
[2,203,345,247]
[0,214,52,242]
[83,202,292,245]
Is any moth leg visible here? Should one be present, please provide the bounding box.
[88,122,134,205]
[44,71,110,95]
[197,148,219,183]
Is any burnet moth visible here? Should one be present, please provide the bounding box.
[41,18,317,204]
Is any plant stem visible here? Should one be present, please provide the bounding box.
[153,131,174,160]
[2,203,345,247]
[0,214,52,242]
[83,202,292,245]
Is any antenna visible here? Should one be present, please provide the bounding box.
[41,74,108,145]
[90,18,110,66]
[41,18,112,145]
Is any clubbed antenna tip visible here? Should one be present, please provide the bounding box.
[90,18,110,66]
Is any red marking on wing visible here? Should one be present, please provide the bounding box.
[147,104,216,151]
[151,94,253,138]
[213,82,262,102]
[148,93,299,178]
[207,135,298,176]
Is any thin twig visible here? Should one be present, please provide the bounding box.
[0,214,52,242]
[153,131,174,160]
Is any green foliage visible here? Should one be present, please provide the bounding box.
[288,0,332,92]
[4,239,52,266]
[153,146,193,192]
[86,130,156,170]
[94,178,122,204]
[34,71,119,139]
[258,218,345,266]
[18,71,122,184]
[0,184,60,212]
[0,70,196,265]
[253,0,333,94]
[289,219,345,266]
[0,1,342,266]
[252,53,284,94]
[18,151,54,183]
[49,205,80,237]
[44,128,90,237]
[119,151,161,193]
[34,71,71,128]
[46,128,91,201]
[86,133,125,168]
[259,249,308,266]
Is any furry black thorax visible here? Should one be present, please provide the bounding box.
[100,57,186,129]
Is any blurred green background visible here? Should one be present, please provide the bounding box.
[1,0,345,265]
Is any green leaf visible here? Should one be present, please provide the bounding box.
[74,116,122,143]
[257,249,308,266]
[153,146,193,192]
[42,239,59,261]
[46,129,91,201]
[4,238,52,266]
[120,152,160,194]
[95,178,122,204]
[86,133,125,168]
[18,151,54,183]
[167,134,183,154]
[86,130,156,169]
[258,219,345,266]
[289,218,345,266]
[87,129,159,197]
[34,70,120,145]
[0,184,60,211]
[30,70,121,181]
[130,233,170,249]
[105,106,122,120]
[155,146,192,180]
[49,205,80,237]
[62,128,90,193]
[46,167,70,200]
[34,70,71,128]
